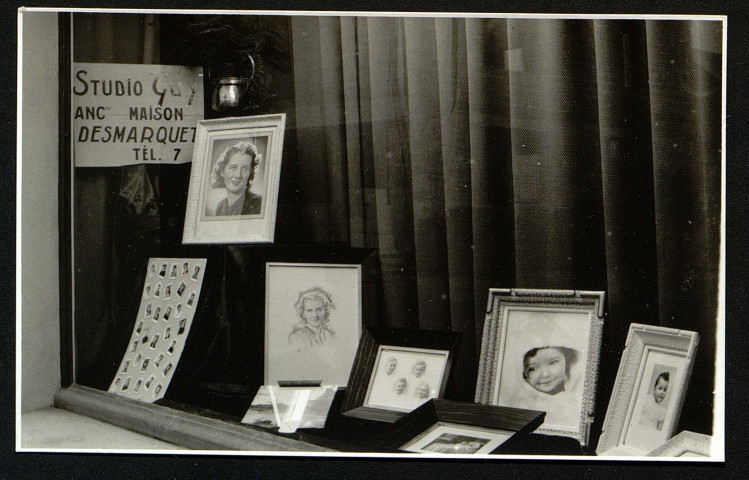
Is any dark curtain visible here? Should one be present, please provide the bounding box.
[290,17,722,434]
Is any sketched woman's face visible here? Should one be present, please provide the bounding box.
[222,151,252,194]
[302,297,326,328]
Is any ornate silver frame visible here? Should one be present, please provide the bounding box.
[475,288,605,446]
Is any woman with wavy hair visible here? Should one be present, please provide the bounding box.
[207,140,263,216]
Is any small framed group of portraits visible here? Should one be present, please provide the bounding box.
[183,114,286,244]
[596,323,699,456]
[386,400,545,455]
[264,262,363,387]
[474,288,605,446]
[341,328,460,423]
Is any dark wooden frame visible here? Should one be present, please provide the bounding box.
[384,399,545,454]
[341,328,460,423]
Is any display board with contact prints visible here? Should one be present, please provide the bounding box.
[108,258,208,402]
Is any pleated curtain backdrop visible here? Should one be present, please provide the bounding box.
[290,16,722,433]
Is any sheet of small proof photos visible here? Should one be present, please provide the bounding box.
[108,257,208,402]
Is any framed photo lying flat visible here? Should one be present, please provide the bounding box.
[183,114,286,244]
[341,328,460,423]
[474,289,605,446]
[596,324,699,457]
[386,399,545,455]
[646,430,712,458]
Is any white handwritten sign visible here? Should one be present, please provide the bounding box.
[72,63,204,167]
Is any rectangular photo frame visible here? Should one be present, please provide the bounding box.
[264,262,362,387]
[183,114,286,244]
[596,324,699,456]
[646,431,712,458]
[387,399,545,455]
[475,289,605,446]
[341,328,460,423]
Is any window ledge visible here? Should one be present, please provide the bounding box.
[54,384,334,452]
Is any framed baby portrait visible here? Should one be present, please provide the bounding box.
[264,262,363,387]
[341,328,460,423]
[387,400,545,455]
[596,324,699,457]
[474,289,605,446]
[183,114,286,244]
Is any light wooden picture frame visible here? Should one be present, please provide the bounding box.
[183,114,286,244]
[596,323,699,456]
[475,288,605,446]
[646,430,712,458]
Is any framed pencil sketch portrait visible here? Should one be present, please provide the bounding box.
[183,114,286,244]
[475,289,605,446]
[596,324,699,456]
[264,262,362,387]
[341,328,460,423]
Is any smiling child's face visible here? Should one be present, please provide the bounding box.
[653,377,669,403]
[524,347,567,394]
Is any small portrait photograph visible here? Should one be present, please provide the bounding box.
[401,423,513,455]
[182,262,190,276]
[148,263,156,277]
[177,282,186,297]
[364,345,450,413]
[202,138,267,218]
[158,263,167,277]
[264,263,362,386]
[164,284,172,300]
[622,350,682,452]
[183,114,286,244]
[496,309,590,432]
[637,367,674,431]
[169,264,178,278]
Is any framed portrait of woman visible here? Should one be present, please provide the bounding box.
[474,288,605,446]
[264,262,363,387]
[183,114,285,244]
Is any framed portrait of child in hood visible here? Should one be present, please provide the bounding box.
[475,289,605,446]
